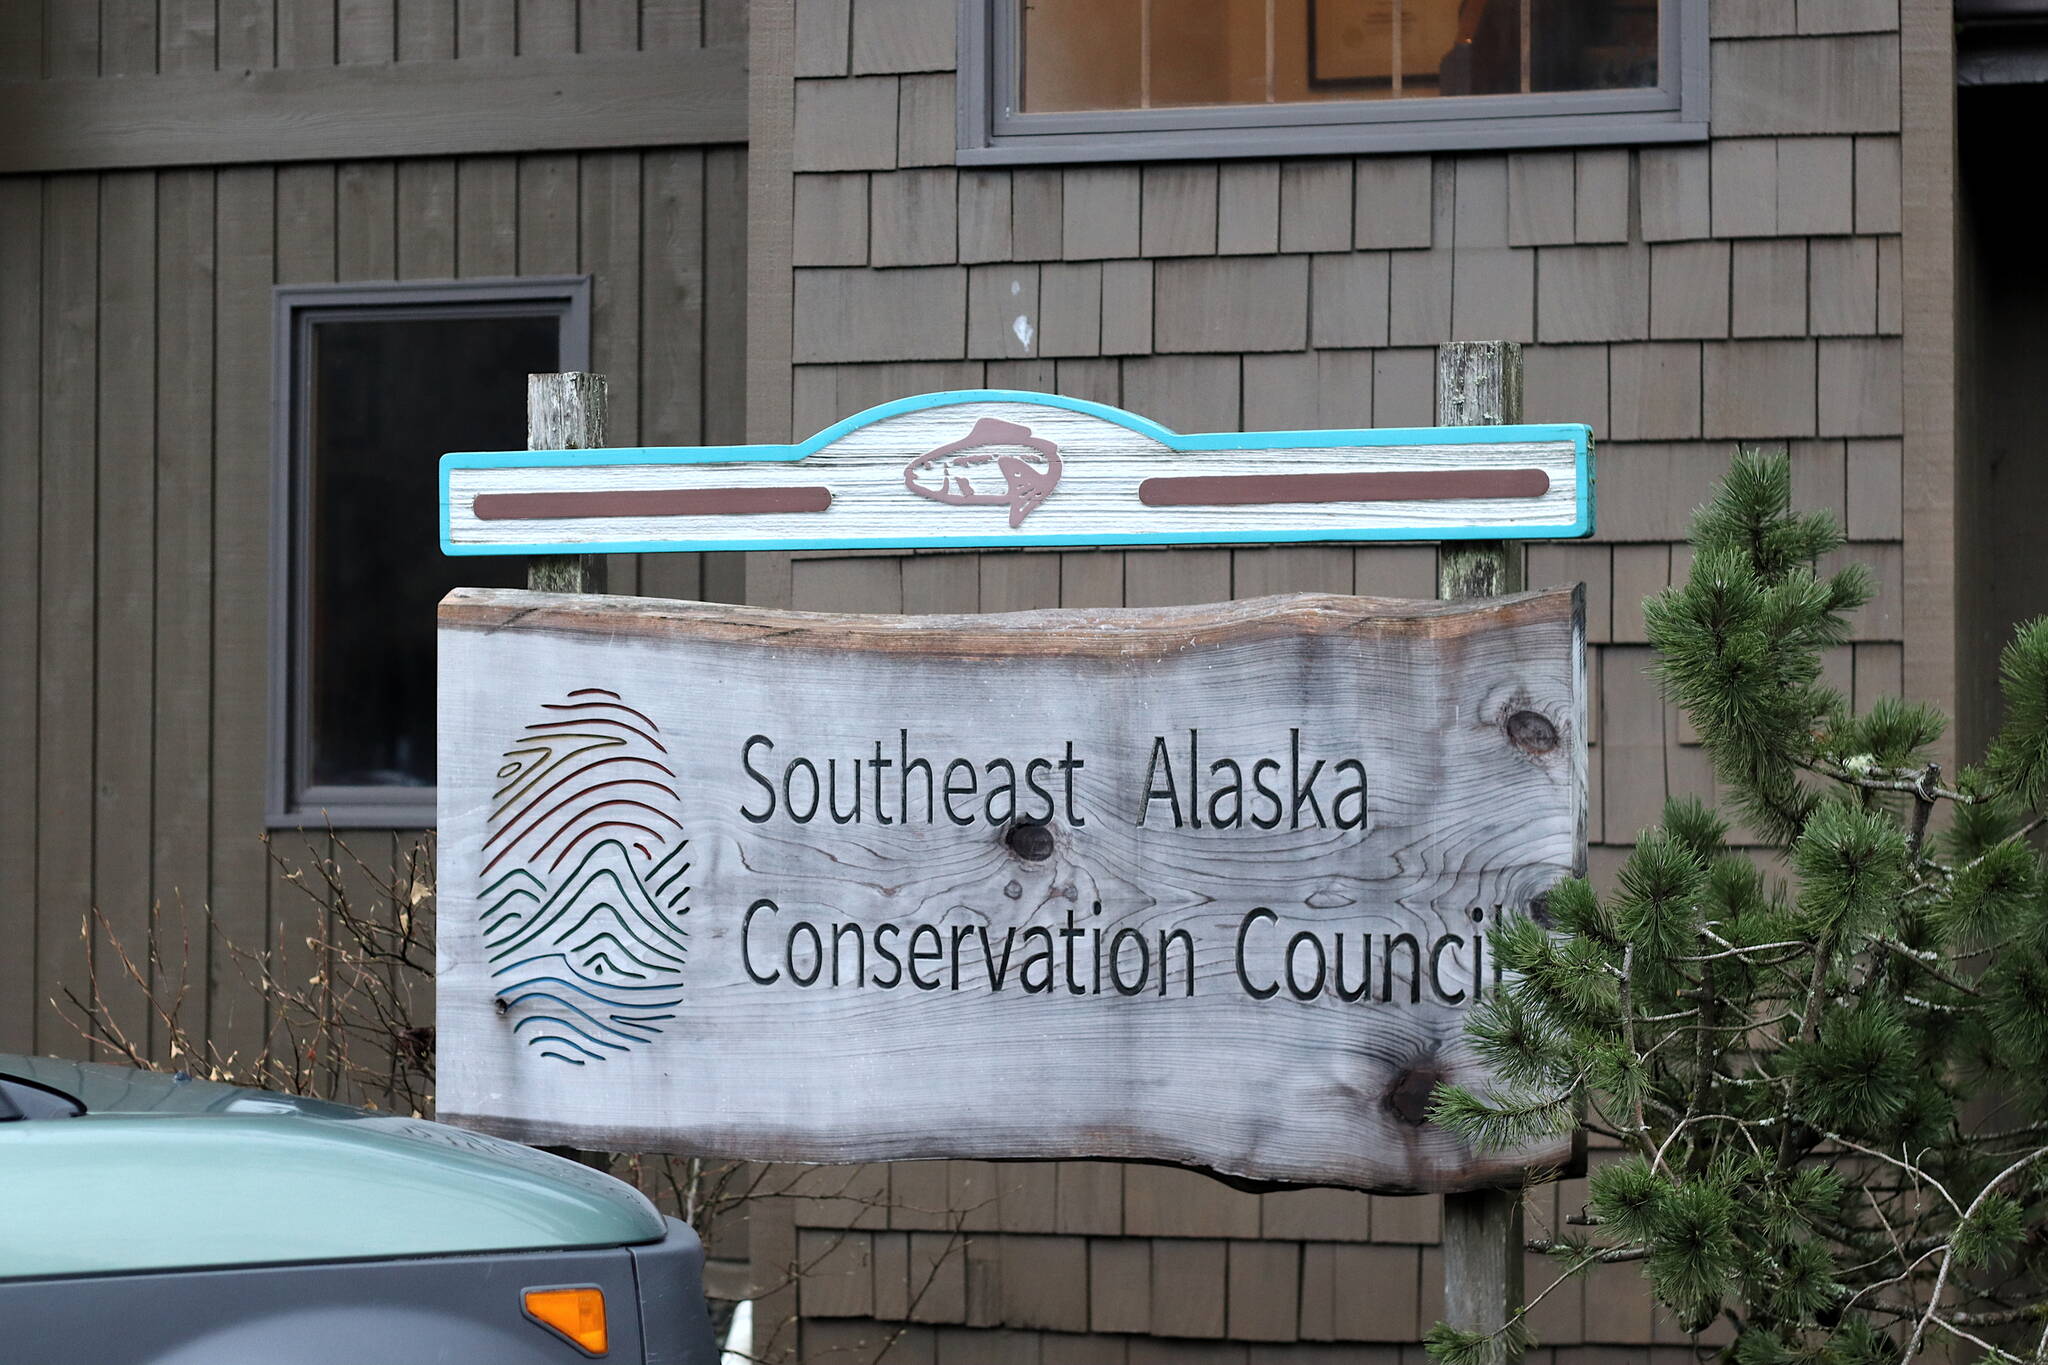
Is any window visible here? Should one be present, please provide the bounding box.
[270,279,590,827]
[958,0,1705,162]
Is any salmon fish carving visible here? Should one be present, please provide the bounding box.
[902,416,1064,527]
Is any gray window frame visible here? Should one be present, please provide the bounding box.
[956,0,1708,163]
[267,277,591,830]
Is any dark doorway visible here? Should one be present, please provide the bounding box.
[1957,77,2048,754]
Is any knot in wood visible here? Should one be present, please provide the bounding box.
[1384,1064,1442,1128]
[1505,709,1559,755]
[1004,818,1055,862]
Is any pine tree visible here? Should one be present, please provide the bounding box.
[1426,447,2048,1365]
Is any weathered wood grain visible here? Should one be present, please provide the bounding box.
[1439,338,1535,1364]
[1445,1190,1527,1330]
[1437,343,1531,607]
[437,588,1585,1192]
[444,393,1593,554]
[528,374,611,596]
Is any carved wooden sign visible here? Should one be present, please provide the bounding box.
[439,389,1593,556]
[436,587,1585,1191]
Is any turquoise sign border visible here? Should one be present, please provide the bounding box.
[439,388,1596,556]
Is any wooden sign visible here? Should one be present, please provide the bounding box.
[440,389,1593,556]
[436,587,1585,1192]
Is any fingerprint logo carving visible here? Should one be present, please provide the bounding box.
[480,688,689,1066]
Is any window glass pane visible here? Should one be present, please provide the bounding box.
[1020,0,1143,112]
[306,312,552,791]
[1148,0,1268,109]
[1016,0,1658,113]
[1527,0,1660,93]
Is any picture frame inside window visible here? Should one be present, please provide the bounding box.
[958,0,1706,163]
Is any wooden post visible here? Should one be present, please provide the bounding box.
[527,372,610,1173]
[1437,341,1528,600]
[1437,339,1527,1359]
[526,372,609,595]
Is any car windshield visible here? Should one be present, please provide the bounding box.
[0,1074,85,1121]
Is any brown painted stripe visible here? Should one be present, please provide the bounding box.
[474,486,834,520]
[1136,468,1551,508]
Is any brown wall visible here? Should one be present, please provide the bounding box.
[740,0,1917,1360]
[0,0,748,1073]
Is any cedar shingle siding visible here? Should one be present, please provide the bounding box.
[751,0,1907,1358]
[0,0,1935,1360]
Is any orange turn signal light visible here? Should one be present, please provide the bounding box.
[524,1285,608,1355]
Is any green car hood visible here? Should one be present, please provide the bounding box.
[0,1055,666,1280]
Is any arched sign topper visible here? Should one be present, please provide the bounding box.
[439,389,1594,556]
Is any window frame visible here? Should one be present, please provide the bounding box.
[956,0,1708,163]
[267,276,592,830]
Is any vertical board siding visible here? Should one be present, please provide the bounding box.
[0,3,45,78]
[519,0,579,55]
[161,0,221,72]
[703,146,748,443]
[37,174,98,1056]
[581,0,639,53]
[642,0,706,52]
[101,0,162,76]
[581,150,645,594]
[269,160,337,1065]
[153,167,217,1066]
[397,0,456,60]
[337,161,398,280]
[456,157,518,277]
[217,0,277,69]
[276,0,338,68]
[329,156,408,1081]
[210,163,276,1067]
[639,147,708,602]
[94,169,159,1060]
[0,142,743,1068]
[517,153,580,274]
[457,1,516,59]
[46,3,100,77]
[702,0,746,46]
[0,177,43,1053]
[395,159,457,278]
[348,3,405,64]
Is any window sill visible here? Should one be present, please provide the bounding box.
[959,111,1707,165]
[267,798,438,832]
